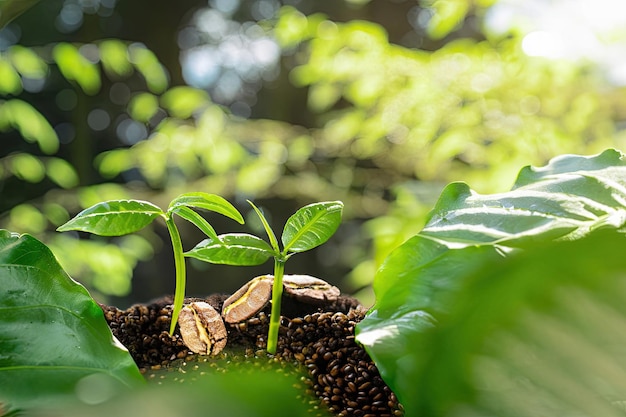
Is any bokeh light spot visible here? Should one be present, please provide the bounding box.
[109,82,131,106]
[116,118,147,144]
[87,108,111,131]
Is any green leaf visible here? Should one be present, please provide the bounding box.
[0,230,144,409]
[171,205,219,242]
[99,39,132,78]
[128,92,159,123]
[0,58,22,95]
[0,99,59,154]
[282,201,344,253]
[248,200,280,253]
[9,203,46,234]
[57,200,164,236]
[54,367,328,417]
[186,233,275,266]
[45,157,79,189]
[53,43,101,96]
[0,0,41,29]
[128,44,168,94]
[160,86,210,119]
[409,229,626,416]
[514,147,626,186]
[9,152,45,182]
[168,192,244,225]
[356,149,626,416]
[9,45,48,79]
[422,148,626,247]
[426,0,469,40]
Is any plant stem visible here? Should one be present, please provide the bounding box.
[267,258,285,354]
[165,216,185,335]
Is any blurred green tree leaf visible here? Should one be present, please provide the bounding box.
[99,39,133,78]
[8,45,47,78]
[53,43,101,96]
[129,44,168,94]
[160,86,209,119]
[0,58,21,95]
[0,100,58,154]
[128,92,159,123]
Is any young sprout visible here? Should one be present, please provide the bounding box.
[186,200,344,354]
[57,193,244,335]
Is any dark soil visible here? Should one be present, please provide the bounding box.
[101,293,404,417]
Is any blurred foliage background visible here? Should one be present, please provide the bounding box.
[1,0,625,307]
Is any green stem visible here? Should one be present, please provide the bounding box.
[166,216,186,335]
[267,258,285,354]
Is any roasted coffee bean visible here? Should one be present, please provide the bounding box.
[222,275,273,324]
[178,302,227,356]
[359,381,372,391]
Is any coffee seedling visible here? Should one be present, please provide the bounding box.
[57,193,244,335]
[186,200,344,354]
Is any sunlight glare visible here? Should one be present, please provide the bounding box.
[487,0,626,84]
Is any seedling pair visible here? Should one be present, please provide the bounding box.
[58,194,343,354]
[186,200,344,353]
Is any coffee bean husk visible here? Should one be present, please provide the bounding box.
[101,292,404,417]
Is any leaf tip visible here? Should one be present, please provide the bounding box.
[56,222,72,233]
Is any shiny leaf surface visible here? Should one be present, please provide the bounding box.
[168,192,244,225]
[357,149,626,416]
[0,230,144,409]
[57,200,164,236]
[281,201,343,253]
[186,233,275,266]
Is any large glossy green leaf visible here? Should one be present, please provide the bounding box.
[57,200,164,236]
[186,233,275,266]
[421,149,626,248]
[356,149,626,416]
[281,201,344,253]
[0,230,144,410]
[409,229,626,417]
[168,193,244,225]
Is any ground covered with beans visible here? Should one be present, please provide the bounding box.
[101,293,404,417]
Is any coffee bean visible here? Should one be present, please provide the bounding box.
[102,295,404,416]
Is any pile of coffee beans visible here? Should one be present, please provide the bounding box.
[101,293,404,416]
[277,311,404,417]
